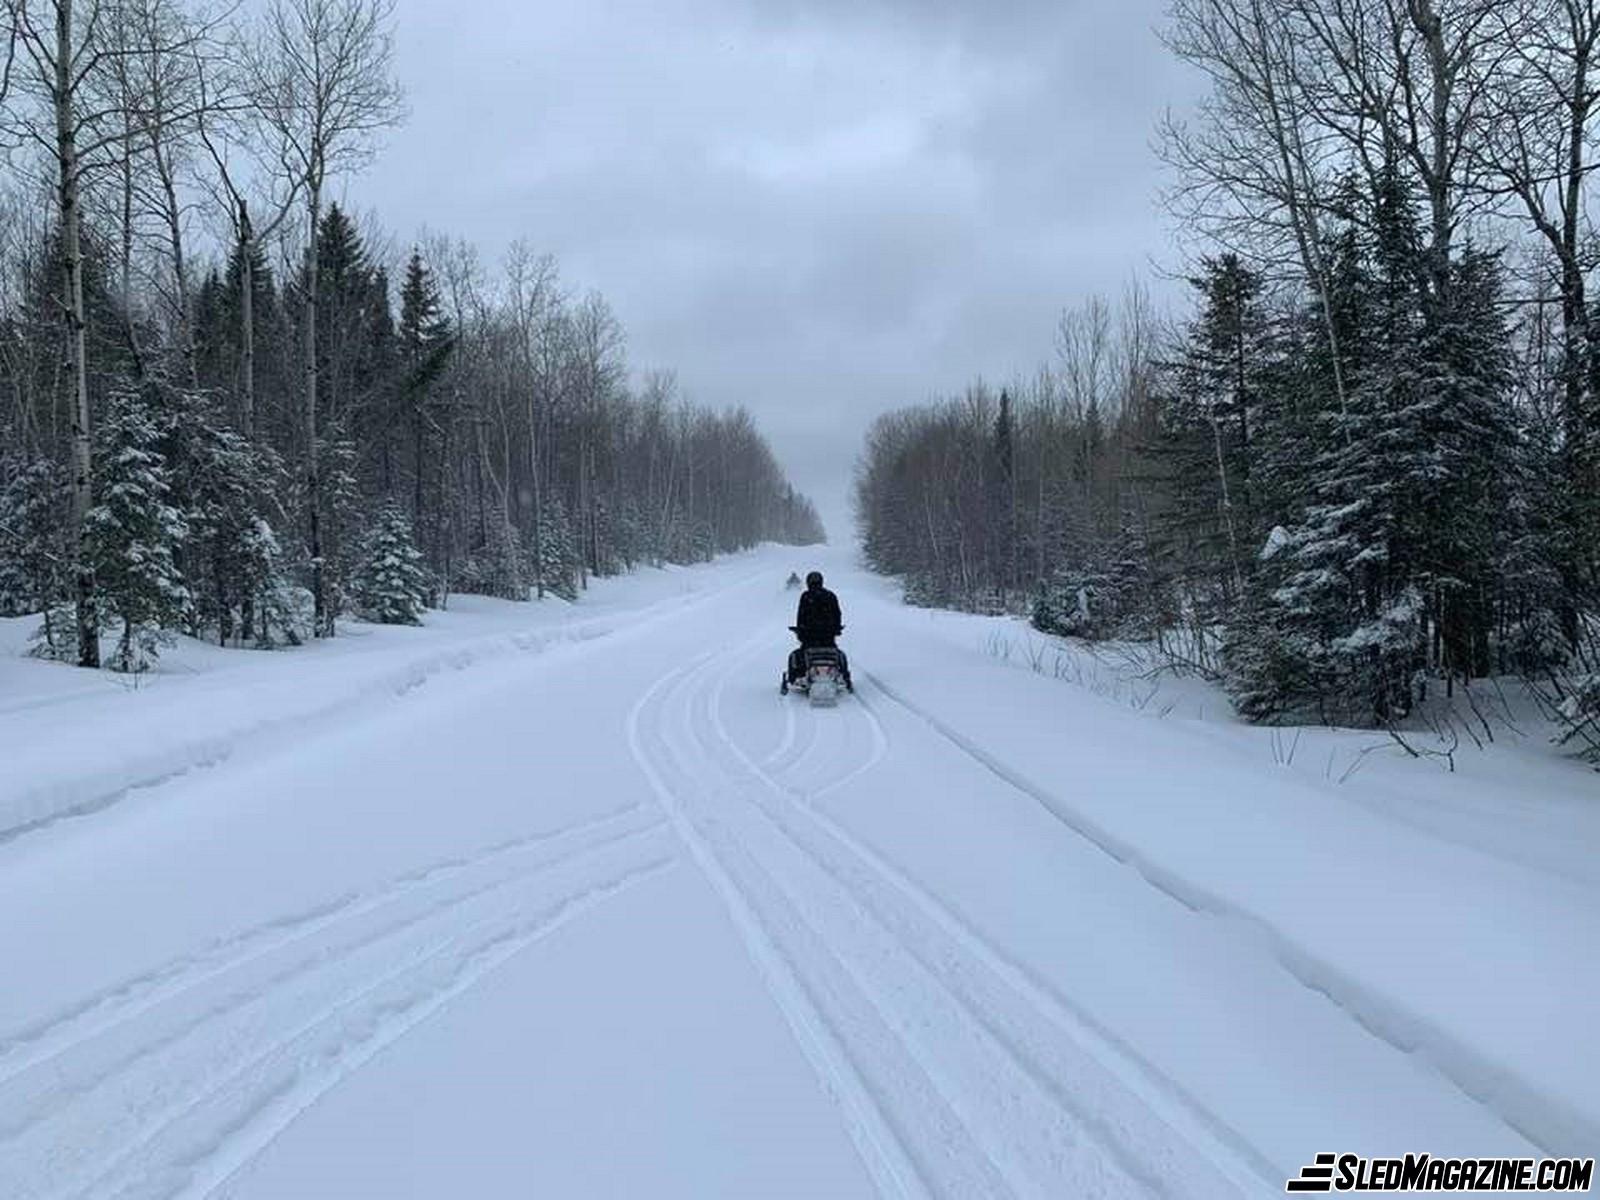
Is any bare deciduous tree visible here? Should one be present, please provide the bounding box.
[247,0,402,635]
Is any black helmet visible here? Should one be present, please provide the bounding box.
[806,570,823,587]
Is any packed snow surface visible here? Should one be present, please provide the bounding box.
[0,546,1593,1198]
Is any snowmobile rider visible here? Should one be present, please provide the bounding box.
[788,570,850,686]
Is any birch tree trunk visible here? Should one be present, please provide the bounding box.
[54,0,98,667]
[305,177,326,634]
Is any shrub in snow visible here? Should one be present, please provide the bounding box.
[901,572,952,610]
[28,603,79,663]
[1031,542,1157,641]
[456,501,530,601]
[1551,672,1600,764]
[351,504,431,625]
[1031,578,1093,638]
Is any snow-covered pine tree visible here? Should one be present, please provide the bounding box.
[458,497,529,601]
[1410,246,1522,687]
[690,518,717,565]
[1223,164,1527,724]
[240,514,309,647]
[1150,255,1274,619]
[160,385,293,646]
[613,500,651,572]
[537,495,580,600]
[0,454,70,619]
[1030,523,1159,642]
[315,434,364,630]
[351,502,431,624]
[1249,170,1434,723]
[85,386,192,672]
[1222,235,1363,721]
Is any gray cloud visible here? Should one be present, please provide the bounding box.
[349,0,1202,538]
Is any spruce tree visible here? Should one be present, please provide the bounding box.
[0,455,70,620]
[352,502,431,624]
[538,496,580,600]
[398,251,455,534]
[1232,170,1430,722]
[85,387,191,672]
[1152,255,1275,618]
[163,385,292,646]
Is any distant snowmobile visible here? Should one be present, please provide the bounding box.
[785,571,803,590]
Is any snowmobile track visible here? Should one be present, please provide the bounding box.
[714,646,1276,1193]
[630,643,1261,1198]
[630,658,947,1200]
[0,804,660,1094]
[0,814,675,1200]
[708,643,1269,1195]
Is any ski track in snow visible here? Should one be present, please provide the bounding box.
[0,809,678,1200]
[627,636,1267,1199]
[761,685,799,767]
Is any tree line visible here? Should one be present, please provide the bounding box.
[0,0,824,672]
[855,0,1600,755]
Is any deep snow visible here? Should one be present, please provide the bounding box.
[0,546,1593,1198]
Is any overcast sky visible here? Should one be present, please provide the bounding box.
[351,0,1204,540]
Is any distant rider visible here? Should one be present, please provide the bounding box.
[788,570,850,687]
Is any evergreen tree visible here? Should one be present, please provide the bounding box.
[1223,167,1527,724]
[455,494,531,603]
[352,502,431,624]
[298,206,397,474]
[0,455,70,622]
[1152,255,1273,614]
[537,496,580,600]
[397,251,455,542]
[85,387,191,672]
[1227,168,1430,722]
[1413,247,1522,684]
[162,384,293,646]
[317,434,365,624]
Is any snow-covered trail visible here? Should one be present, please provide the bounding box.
[0,546,1590,1198]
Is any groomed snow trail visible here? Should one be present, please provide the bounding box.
[0,545,1588,1198]
[628,637,1256,1199]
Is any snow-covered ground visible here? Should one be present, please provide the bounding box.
[0,545,1593,1198]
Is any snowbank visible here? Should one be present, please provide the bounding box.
[852,570,1599,1157]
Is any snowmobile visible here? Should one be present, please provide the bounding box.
[780,627,853,706]
[784,571,803,590]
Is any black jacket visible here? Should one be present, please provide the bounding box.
[795,584,842,638]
